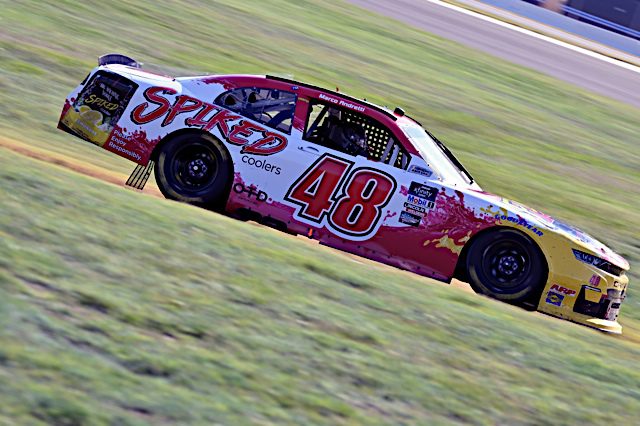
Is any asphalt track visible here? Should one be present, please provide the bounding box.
[346,0,640,108]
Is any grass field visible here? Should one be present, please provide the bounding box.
[1,0,639,424]
[3,149,640,425]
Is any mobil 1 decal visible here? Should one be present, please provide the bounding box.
[399,181,438,227]
[284,153,397,240]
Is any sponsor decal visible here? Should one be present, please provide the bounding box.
[494,214,544,236]
[409,182,438,201]
[106,141,141,161]
[62,71,138,146]
[109,128,133,148]
[408,164,433,178]
[233,183,268,202]
[405,195,432,211]
[589,274,601,287]
[318,93,366,112]
[399,182,437,227]
[550,284,576,297]
[84,94,119,111]
[130,87,287,156]
[546,291,564,307]
[241,155,281,175]
[399,210,422,227]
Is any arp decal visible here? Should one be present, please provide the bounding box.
[550,284,576,297]
[284,153,396,239]
[131,87,287,156]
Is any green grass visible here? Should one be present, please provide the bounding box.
[2,149,640,425]
[1,0,639,423]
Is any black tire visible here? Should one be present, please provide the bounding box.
[465,228,547,304]
[154,133,232,208]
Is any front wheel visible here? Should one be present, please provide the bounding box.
[155,133,232,208]
[465,228,547,304]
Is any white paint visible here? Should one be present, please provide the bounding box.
[423,0,640,74]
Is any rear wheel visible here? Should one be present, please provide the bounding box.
[155,133,232,208]
[465,228,547,303]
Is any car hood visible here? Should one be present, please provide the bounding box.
[466,189,629,271]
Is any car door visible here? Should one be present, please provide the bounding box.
[281,96,420,248]
[211,86,304,219]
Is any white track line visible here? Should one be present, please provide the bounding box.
[424,0,640,74]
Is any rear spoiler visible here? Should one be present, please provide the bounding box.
[98,53,141,68]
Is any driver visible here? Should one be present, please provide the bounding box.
[322,108,368,156]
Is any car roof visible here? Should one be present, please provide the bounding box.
[195,73,421,155]
[265,75,402,122]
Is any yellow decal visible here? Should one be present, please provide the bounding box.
[84,94,119,111]
[61,105,111,146]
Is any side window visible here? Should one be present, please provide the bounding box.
[303,99,408,169]
[214,87,297,134]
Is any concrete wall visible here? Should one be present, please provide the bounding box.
[466,0,639,55]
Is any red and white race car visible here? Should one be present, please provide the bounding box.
[59,54,630,333]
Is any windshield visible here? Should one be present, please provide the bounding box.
[400,122,473,186]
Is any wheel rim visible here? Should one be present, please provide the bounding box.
[481,239,531,292]
[170,143,219,193]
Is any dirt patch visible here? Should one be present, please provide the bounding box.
[0,137,163,198]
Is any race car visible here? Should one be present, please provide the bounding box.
[58,54,630,333]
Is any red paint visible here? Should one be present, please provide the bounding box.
[551,284,577,296]
[104,125,160,164]
[227,120,264,146]
[163,95,203,127]
[230,173,495,280]
[330,169,395,236]
[286,156,351,221]
[58,99,72,128]
[131,87,177,124]
[185,103,220,128]
[241,132,288,156]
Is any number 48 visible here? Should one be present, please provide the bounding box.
[285,154,396,237]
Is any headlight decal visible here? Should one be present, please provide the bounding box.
[572,249,623,276]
